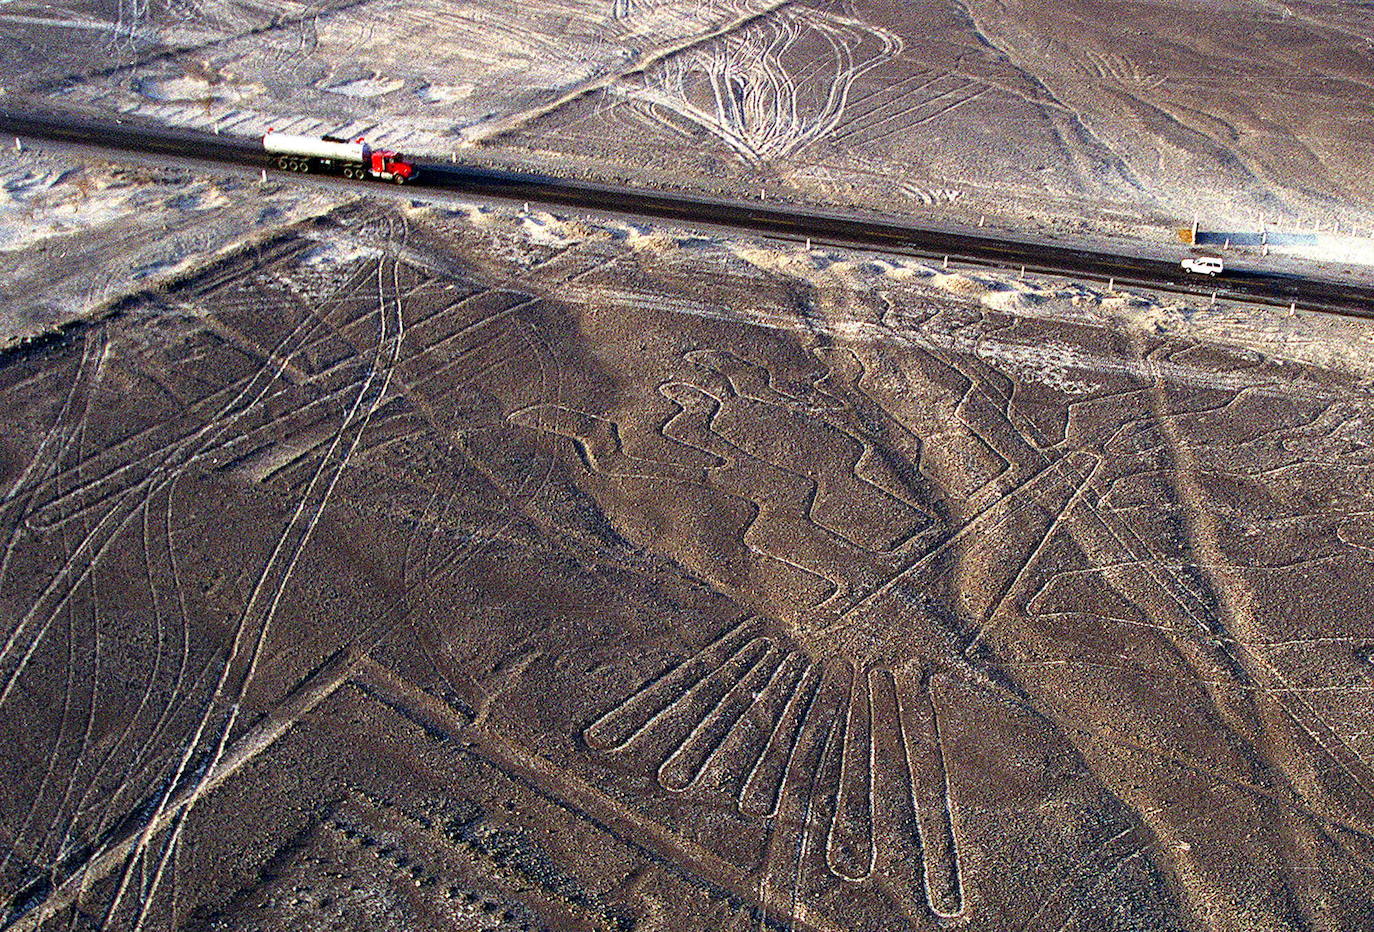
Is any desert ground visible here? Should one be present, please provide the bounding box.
[5,0,1374,238]
[1,196,1373,930]
[3,1,1374,931]
[0,152,348,343]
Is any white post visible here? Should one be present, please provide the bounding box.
[1108,277,1115,292]
[1019,265,1025,279]
[943,255,949,269]
[1191,216,1198,242]
[260,169,267,183]
[805,238,811,250]
[979,215,985,227]
[12,137,20,153]
[1210,290,1217,307]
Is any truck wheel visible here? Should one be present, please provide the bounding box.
[393,175,406,185]
[277,156,290,169]
[298,160,310,173]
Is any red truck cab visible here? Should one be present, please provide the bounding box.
[370,149,416,183]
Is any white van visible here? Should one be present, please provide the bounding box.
[1181,256,1224,276]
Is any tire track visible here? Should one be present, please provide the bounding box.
[463,0,804,146]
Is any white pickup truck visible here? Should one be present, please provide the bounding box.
[1181,256,1224,276]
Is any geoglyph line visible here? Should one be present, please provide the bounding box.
[621,9,901,163]
[463,0,804,146]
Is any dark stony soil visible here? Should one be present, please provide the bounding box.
[2,202,1373,931]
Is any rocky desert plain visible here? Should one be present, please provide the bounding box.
[2,2,1374,931]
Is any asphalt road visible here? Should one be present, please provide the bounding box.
[5,103,1374,318]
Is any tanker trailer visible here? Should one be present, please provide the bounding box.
[263,131,417,184]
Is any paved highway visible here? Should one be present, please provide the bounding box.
[5,103,1374,318]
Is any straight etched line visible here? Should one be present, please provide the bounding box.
[354,660,848,932]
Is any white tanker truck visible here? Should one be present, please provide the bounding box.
[263,131,417,184]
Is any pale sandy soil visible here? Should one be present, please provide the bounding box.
[4,0,1373,245]
[0,150,350,346]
